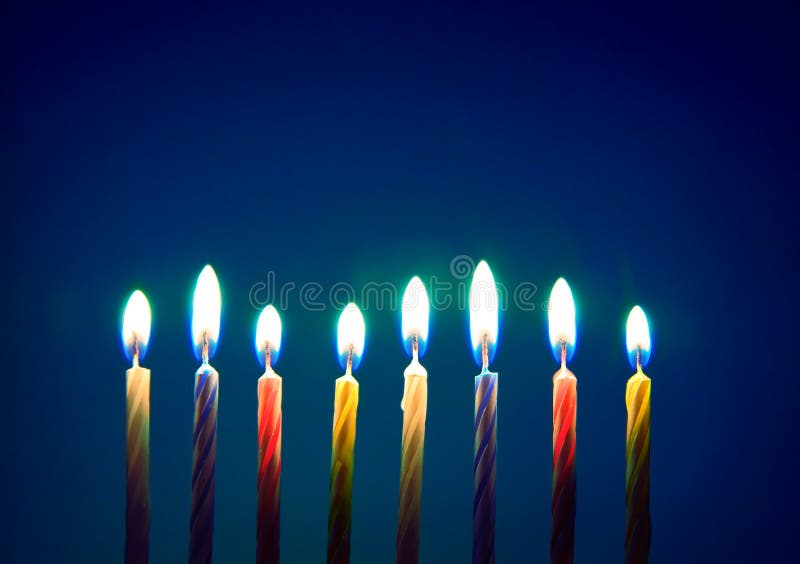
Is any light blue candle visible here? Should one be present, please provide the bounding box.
[469,261,500,564]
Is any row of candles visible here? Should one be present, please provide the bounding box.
[121,262,653,564]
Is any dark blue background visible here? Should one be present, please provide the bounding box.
[4,3,797,563]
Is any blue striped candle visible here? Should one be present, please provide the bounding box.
[473,368,497,564]
[190,364,218,564]
[468,260,500,564]
[189,265,222,564]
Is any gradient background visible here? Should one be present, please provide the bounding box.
[3,3,797,563]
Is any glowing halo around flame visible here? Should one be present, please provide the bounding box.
[401,276,430,358]
[548,277,577,363]
[255,305,282,369]
[191,265,221,362]
[122,290,151,362]
[626,305,652,369]
[337,303,366,371]
[469,260,499,367]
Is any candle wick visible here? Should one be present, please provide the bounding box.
[481,334,489,371]
[132,336,140,367]
[346,346,353,376]
[412,335,419,363]
[265,344,272,370]
[636,348,642,373]
[560,341,567,370]
[202,332,209,364]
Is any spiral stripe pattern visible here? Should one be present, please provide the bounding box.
[257,376,282,564]
[190,366,218,564]
[551,372,576,564]
[396,373,428,564]
[473,371,497,564]
[126,367,151,564]
[327,376,359,564]
[625,373,651,564]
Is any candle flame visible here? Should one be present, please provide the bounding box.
[337,303,365,371]
[469,260,498,367]
[626,305,652,369]
[191,264,221,362]
[255,305,282,368]
[548,277,576,363]
[401,276,429,358]
[122,290,151,363]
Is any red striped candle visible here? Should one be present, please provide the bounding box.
[255,305,283,564]
[257,372,282,563]
[551,359,576,564]
[548,278,578,564]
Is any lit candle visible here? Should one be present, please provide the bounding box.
[469,260,499,564]
[548,278,577,564]
[396,276,430,564]
[255,305,283,564]
[327,303,366,564]
[189,265,222,564]
[624,306,652,564]
[121,290,152,564]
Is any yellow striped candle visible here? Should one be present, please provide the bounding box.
[396,276,430,564]
[625,306,652,564]
[327,303,365,564]
[121,290,152,564]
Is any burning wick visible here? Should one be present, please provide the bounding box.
[132,337,140,368]
[345,345,354,376]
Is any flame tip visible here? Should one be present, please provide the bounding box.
[255,305,282,367]
[469,260,499,366]
[122,290,152,362]
[338,303,366,370]
[401,277,430,356]
[548,277,577,362]
[626,305,652,368]
[192,265,222,362]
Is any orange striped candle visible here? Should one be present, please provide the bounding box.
[121,290,152,564]
[396,277,430,564]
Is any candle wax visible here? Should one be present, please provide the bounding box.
[327,374,359,564]
[551,368,576,564]
[125,365,151,564]
[625,368,651,564]
[190,364,219,564]
[396,360,428,564]
[257,371,282,564]
[473,368,497,564]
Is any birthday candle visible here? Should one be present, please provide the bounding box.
[396,277,430,564]
[548,278,578,564]
[121,290,152,564]
[625,306,652,564]
[189,265,222,564]
[327,303,366,564]
[255,305,283,564]
[469,261,499,564]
